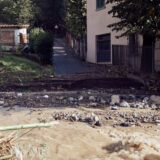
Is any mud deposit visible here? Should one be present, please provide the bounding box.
[0,107,160,160]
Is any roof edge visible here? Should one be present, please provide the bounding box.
[0,24,29,29]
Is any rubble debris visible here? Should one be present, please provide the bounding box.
[0,122,59,131]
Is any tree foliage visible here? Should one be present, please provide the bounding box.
[106,0,160,39]
[0,0,33,24]
[32,0,66,32]
[106,0,160,72]
[0,0,66,32]
[66,0,87,38]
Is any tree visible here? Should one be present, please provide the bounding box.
[13,0,34,24]
[0,0,15,24]
[106,0,160,72]
[32,0,66,33]
[0,0,33,24]
[0,0,66,33]
[66,0,86,38]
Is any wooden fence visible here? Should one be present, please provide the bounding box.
[112,45,160,72]
[66,33,87,60]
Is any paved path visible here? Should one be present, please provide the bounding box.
[53,39,96,76]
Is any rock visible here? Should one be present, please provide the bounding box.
[78,96,84,101]
[120,122,130,127]
[71,114,79,121]
[111,106,119,110]
[0,101,4,105]
[100,99,106,104]
[150,95,160,105]
[58,96,64,100]
[144,104,150,109]
[95,121,102,126]
[156,105,160,109]
[155,120,160,124]
[89,113,102,126]
[133,113,138,118]
[143,97,149,104]
[136,122,142,126]
[90,103,98,107]
[89,96,96,102]
[120,101,130,108]
[88,91,91,95]
[136,103,144,109]
[128,95,136,101]
[17,93,22,97]
[68,97,74,102]
[79,114,86,122]
[111,95,120,105]
[142,118,148,123]
[130,104,136,108]
[151,104,157,110]
[120,113,126,118]
[92,113,99,123]
[44,95,49,99]
[85,116,94,124]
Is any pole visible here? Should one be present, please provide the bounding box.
[152,42,155,75]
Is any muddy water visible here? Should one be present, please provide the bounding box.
[0,107,160,160]
[99,127,160,160]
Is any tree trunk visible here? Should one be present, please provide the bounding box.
[141,34,155,73]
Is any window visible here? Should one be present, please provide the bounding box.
[96,0,105,10]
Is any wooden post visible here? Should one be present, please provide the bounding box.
[0,28,1,56]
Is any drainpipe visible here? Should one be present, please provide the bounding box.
[152,42,155,75]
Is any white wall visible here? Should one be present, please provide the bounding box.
[14,28,27,45]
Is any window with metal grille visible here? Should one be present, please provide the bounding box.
[96,34,111,63]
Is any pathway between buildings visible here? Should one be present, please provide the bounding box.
[53,39,96,76]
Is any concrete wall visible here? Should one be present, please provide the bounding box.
[14,28,27,45]
[87,0,128,63]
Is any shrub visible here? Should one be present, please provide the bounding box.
[29,28,44,53]
[34,32,53,65]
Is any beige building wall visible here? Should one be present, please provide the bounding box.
[87,0,128,63]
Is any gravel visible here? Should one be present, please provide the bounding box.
[0,91,160,127]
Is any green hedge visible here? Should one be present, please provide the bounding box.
[29,28,53,65]
[29,28,44,53]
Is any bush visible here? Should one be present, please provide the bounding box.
[29,28,44,53]
[34,32,53,65]
[29,28,53,65]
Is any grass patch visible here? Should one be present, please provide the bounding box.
[0,54,54,85]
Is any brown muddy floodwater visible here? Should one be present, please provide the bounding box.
[0,107,160,160]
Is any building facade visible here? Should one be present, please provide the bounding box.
[87,0,128,64]
[87,0,160,72]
